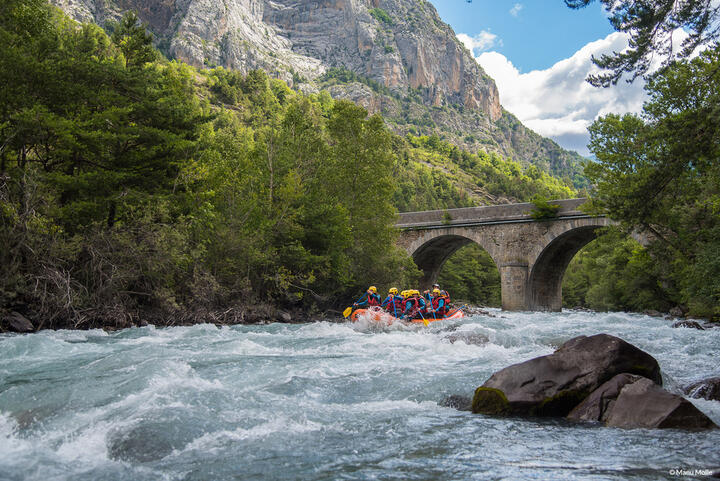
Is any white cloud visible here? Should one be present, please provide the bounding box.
[457,31,500,56]
[509,4,523,17]
[473,32,650,156]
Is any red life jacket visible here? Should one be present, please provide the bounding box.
[432,295,450,315]
[404,297,419,312]
[385,296,404,314]
[367,293,380,307]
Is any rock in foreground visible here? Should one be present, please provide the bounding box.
[472,334,662,417]
[569,374,717,429]
[605,377,716,429]
[566,373,643,423]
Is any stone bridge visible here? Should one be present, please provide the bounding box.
[396,198,612,312]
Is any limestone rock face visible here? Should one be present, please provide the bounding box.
[471,334,662,417]
[51,0,501,119]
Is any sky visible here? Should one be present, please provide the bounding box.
[427,0,648,156]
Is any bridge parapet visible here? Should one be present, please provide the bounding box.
[396,198,590,229]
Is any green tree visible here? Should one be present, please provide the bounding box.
[584,45,720,316]
[562,229,669,311]
[438,244,501,306]
[565,0,720,86]
[106,12,157,68]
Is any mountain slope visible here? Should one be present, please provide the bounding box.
[51,0,587,185]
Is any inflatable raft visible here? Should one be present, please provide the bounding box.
[349,307,464,324]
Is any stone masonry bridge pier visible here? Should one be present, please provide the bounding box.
[396,198,611,311]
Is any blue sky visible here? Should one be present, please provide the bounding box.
[426,0,650,156]
[428,0,613,72]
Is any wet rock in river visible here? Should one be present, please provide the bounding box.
[567,373,644,423]
[672,320,705,330]
[107,423,187,462]
[569,373,717,429]
[472,334,662,417]
[603,377,717,429]
[684,377,720,402]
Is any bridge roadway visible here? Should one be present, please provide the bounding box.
[394,199,612,311]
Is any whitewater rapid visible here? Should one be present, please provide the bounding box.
[1,310,718,480]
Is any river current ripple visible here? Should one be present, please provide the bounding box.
[1,310,719,480]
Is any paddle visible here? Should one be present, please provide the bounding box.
[444,304,468,319]
[344,293,371,318]
[416,308,429,327]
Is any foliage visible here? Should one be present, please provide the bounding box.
[576,44,720,317]
[0,2,421,328]
[565,0,720,86]
[105,11,157,68]
[318,66,397,98]
[562,229,671,311]
[530,195,561,220]
[438,245,501,306]
[369,8,393,25]
[396,134,574,212]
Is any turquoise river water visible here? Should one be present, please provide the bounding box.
[1,310,719,480]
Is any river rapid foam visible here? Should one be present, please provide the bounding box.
[1,310,718,480]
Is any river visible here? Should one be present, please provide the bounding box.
[1,310,718,480]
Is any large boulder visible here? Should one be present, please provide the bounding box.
[567,373,643,423]
[472,334,662,416]
[604,377,717,429]
[569,374,717,429]
[684,377,720,402]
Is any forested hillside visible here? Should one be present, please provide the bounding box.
[0,2,573,329]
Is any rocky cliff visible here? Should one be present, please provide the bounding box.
[52,0,585,183]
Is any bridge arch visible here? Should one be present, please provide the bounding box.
[527,225,606,311]
[396,199,616,311]
[406,232,502,290]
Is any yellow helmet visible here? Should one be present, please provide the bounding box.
[389,287,398,295]
[368,286,377,293]
[411,290,420,296]
[433,288,441,295]
[401,290,409,298]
